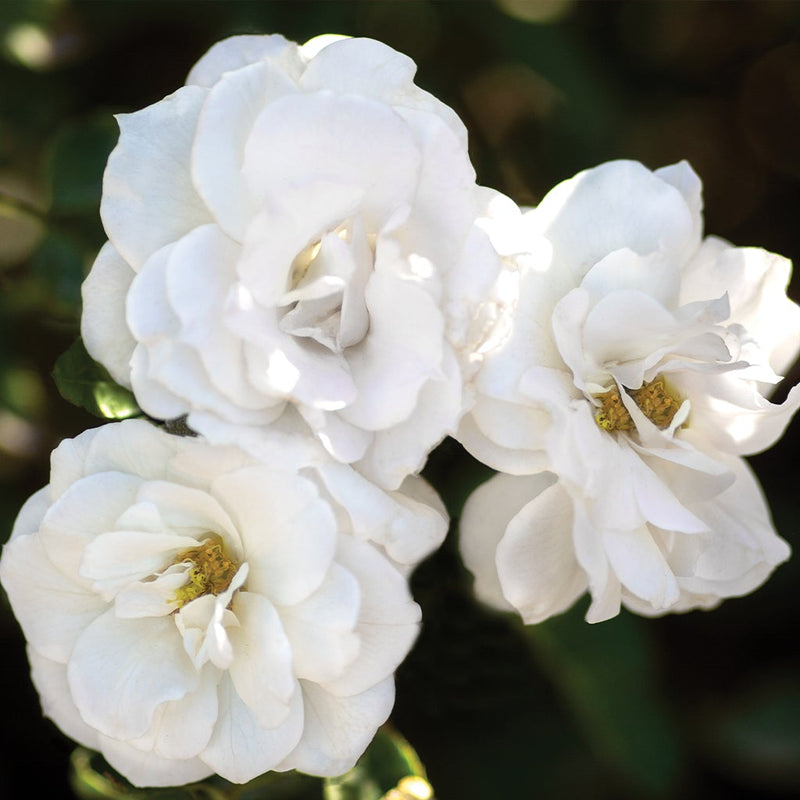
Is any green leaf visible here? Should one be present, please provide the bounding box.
[525,603,683,797]
[323,727,432,800]
[52,337,141,420]
[31,230,86,311]
[47,115,118,216]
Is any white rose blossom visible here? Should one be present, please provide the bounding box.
[80,33,510,490]
[0,419,447,786]
[458,160,799,623]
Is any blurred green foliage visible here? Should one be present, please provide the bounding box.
[2,2,800,799]
[51,337,140,420]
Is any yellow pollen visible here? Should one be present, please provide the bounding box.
[630,377,682,429]
[594,376,682,433]
[172,538,237,607]
[594,386,635,432]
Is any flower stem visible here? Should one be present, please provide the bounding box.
[0,191,46,222]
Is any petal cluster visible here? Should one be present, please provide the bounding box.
[459,160,798,622]
[0,420,445,786]
[80,33,509,489]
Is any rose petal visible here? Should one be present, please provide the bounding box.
[278,564,360,685]
[227,591,296,728]
[202,673,304,784]
[68,611,198,740]
[496,480,587,624]
[101,86,212,270]
[81,241,137,388]
[186,33,303,88]
[284,677,395,776]
[320,535,420,696]
[99,735,212,789]
[211,465,337,605]
[29,650,100,749]
[192,61,299,240]
[0,530,105,663]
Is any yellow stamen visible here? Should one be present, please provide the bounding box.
[172,538,237,607]
[629,377,682,430]
[594,376,682,433]
[594,385,635,432]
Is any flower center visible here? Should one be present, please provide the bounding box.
[172,537,238,607]
[289,224,351,289]
[594,376,682,433]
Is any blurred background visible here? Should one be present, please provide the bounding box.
[1,1,800,798]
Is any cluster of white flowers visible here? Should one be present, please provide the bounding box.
[2,32,798,790]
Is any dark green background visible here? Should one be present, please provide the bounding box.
[2,1,800,798]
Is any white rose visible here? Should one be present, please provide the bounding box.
[458,160,798,622]
[80,33,509,490]
[0,419,446,786]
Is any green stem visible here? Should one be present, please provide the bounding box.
[0,191,46,222]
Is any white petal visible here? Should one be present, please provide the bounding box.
[299,36,466,146]
[341,271,444,430]
[81,241,137,388]
[298,405,374,465]
[321,535,420,697]
[236,184,363,308]
[80,529,200,600]
[227,591,295,728]
[621,444,709,534]
[531,159,698,286]
[393,108,478,277]
[460,472,559,613]
[101,86,212,270]
[211,465,337,605]
[82,418,179,483]
[580,248,680,308]
[284,677,395,776]
[202,674,304,784]
[314,461,448,566]
[355,346,463,490]
[496,480,587,623]
[176,593,236,671]
[242,91,419,234]
[114,569,189,618]
[682,241,800,376]
[49,431,97,501]
[68,611,198,740]
[186,34,303,88]
[99,735,212,789]
[192,61,299,239]
[602,527,680,611]
[6,485,50,541]
[228,298,358,410]
[457,394,551,475]
[654,160,703,247]
[28,649,100,750]
[569,498,622,623]
[581,290,689,368]
[677,456,790,597]
[134,480,243,555]
[299,34,350,61]
[130,665,219,760]
[279,563,360,685]
[680,369,800,455]
[39,470,143,582]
